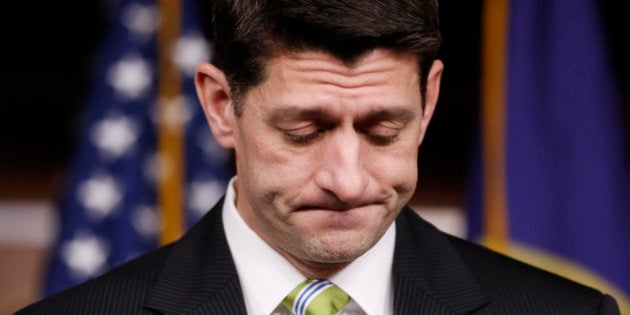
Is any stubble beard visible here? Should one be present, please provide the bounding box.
[287,226,385,268]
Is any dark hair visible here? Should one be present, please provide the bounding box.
[209,0,442,115]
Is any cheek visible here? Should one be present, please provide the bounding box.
[371,141,418,171]
[367,144,419,195]
[240,133,318,188]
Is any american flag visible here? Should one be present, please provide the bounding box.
[43,0,233,296]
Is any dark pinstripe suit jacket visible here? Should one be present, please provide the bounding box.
[16,198,620,314]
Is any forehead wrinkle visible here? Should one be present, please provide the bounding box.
[300,70,390,90]
[269,50,418,90]
[251,49,422,121]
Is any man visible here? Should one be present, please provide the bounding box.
[17,0,621,314]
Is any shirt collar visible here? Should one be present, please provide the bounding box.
[223,176,394,315]
[331,221,395,315]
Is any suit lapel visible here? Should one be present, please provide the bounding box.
[144,198,247,314]
[393,207,489,314]
[142,201,489,314]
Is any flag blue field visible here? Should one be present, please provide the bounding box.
[468,0,629,311]
[43,0,232,296]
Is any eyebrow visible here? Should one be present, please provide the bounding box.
[359,108,418,125]
[268,107,331,124]
[267,105,418,125]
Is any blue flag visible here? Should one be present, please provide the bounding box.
[43,0,232,296]
[467,0,629,311]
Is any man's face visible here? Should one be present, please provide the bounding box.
[197,48,442,273]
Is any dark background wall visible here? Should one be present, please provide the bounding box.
[0,2,106,199]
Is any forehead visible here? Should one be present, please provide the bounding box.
[265,48,419,82]
[246,49,421,110]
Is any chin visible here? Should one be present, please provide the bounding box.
[301,229,378,263]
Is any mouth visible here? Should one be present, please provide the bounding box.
[295,206,368,229]
[295,197,389,212]
[297,205,354,212]
[296,202,379,213]
[295,203,384,219]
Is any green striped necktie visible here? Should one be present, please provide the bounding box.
[282,279,351,315]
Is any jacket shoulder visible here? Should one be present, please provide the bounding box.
[446,234,620,314]
[15,243,174,315]
[396,208,619,314]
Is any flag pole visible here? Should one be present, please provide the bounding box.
[480,0,509,252]
[157,0,184,245]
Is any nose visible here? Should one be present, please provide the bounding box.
[314,127,370,203]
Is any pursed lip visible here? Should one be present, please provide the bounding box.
[292,199,393,229]
[296,202,380,212]
[294,196,390,212]
[297,206,355,212]
[294,205,374,229]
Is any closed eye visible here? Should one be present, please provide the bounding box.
[284,129,325,144]
[354,108,415,145]
[363,132,399,145]
[357,121,403,145]
[282,121,334,144]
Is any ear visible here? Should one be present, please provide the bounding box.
[195,62,236,148]
[418,59,444,145]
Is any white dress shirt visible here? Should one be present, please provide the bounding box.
[223,177,395,315]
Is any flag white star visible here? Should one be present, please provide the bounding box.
[157,95,193,131]
[107,55,153,99]
[77,175,122,220]
[132,205,159,241]
[188,180,224,216]
[121,3,158,40]
[174,33,211,76]
[61,232,109,279]
[91,115,139,158]
[150,152,174,183]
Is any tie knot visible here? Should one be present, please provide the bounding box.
[282,279,351,315]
